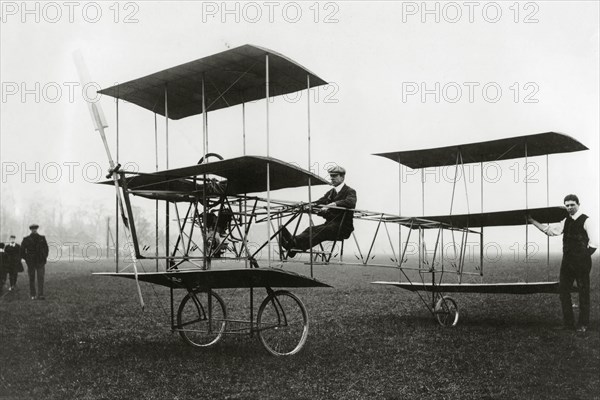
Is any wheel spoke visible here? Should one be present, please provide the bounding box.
[179,318,204,327]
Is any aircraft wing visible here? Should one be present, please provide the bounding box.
[98,44,328,120]
[372,281,560,294]
[418,206,567,228]
[98,155,329,198]
[95,268,331,289]
[374,132,587,168]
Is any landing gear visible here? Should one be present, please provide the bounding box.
[177,290,227,347]
[434,295,459,327]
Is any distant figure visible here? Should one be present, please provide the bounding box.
[21,224,49,300]
[529,194,597,333]
[0,243,5,295]
[1,235,24,292]
[280,165,357,258]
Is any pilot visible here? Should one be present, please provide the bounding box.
[528,194,597,333]
[280,165,357,258]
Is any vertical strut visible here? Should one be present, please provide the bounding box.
[525,140,529,282]
[307,74,313,277]
[154,112,159,272]
[546,154,550,280]
[164,84,170,270]
[266,54,272,267]
[480,161,484,277]
[421,169,425,216]
[242,103,248,268]
[398,156,402,278]
[115,98,120,272]
[201,74,208,270]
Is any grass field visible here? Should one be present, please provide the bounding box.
[1,257,598,399]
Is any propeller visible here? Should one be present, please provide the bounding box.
[73,50,145,309]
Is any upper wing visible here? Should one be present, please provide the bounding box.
[374,132,587,169]
[98,44,328,120]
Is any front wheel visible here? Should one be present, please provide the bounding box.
[434,295,459,327]
[257,290,309,356]
[177,290,227,347]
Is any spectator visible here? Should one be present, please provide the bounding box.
[21,224,49,300]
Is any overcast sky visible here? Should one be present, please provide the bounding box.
[1,1,598,260]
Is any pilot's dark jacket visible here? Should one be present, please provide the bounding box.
[314,184,357,238]
[294,184,357,251]
[21,233,49,266]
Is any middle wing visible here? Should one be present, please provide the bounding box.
[418,206,567,228]
[98,155,329,201]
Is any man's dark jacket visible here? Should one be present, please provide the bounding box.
[315,184,357,237]
[4,243,24,272]
[21,233,49,265]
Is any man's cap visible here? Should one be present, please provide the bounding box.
[9,235,15,238]
[327,165,346,175]
[29,224,39,229]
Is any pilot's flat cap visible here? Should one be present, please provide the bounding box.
[327,165,346,175]
[29,224,39,229]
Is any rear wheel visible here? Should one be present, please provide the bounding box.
[257,290,308,356]
[177,290,227,347]
[434,295,459,327]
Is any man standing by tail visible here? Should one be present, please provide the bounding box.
[529,194,597,333]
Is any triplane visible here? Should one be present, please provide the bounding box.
[79,45,336,356]
[79,45,588,355]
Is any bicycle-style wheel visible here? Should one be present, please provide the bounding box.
[257,290,308,356]
[434,295,459,327]
[177,290,227,347]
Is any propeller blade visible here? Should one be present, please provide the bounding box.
[73,50,144,310]
[72,50,108,132]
